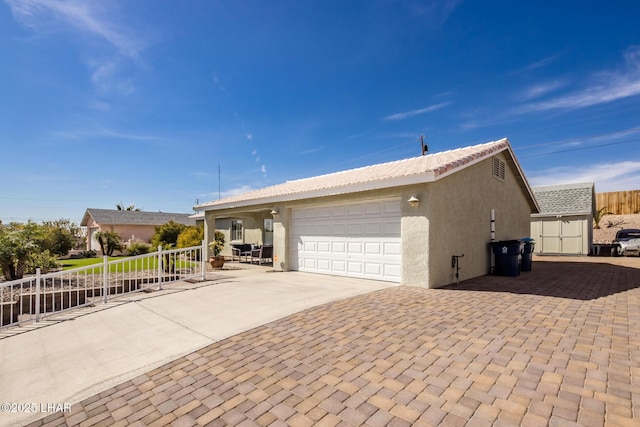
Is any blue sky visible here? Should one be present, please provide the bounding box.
[1,1,640,224]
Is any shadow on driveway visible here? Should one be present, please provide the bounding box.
[443,259,640,300]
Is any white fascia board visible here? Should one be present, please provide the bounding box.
[196,172,436,212]
[531,212,592,218]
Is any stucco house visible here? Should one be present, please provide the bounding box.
[195,138,539,288]
[530,182,595,255]
[81,209,196,252]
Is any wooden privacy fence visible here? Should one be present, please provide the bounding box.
[596,190,640,215]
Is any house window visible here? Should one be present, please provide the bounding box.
[231,220,243,241]
[492,157,505,181]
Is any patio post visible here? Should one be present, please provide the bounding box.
[35,268,41,323]
[157,245,163,290]
[102,256,108,303]
[201,239,206,281]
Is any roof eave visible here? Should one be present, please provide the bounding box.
[195,172,437,212]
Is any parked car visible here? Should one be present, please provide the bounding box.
[611,229,640,257]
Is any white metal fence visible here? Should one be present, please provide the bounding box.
[0,241,207,329]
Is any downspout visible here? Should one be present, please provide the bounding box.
[490,209,496,274]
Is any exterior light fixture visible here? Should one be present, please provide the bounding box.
[270,208,279,216]
[408,195,420,208]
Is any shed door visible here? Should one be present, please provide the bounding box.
[290,199,402,282]
[539,219,584,254]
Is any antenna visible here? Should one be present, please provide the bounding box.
[418,134,428,156]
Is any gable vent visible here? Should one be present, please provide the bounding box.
[492,157,506,180]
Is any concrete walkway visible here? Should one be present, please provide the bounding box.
[0,267,393,427]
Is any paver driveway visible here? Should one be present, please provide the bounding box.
[27,257,640,426]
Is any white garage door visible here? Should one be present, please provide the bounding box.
[291,198,402,282]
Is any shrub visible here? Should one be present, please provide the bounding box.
[81,250,97,258]
[177,225,204,248]
[127,242,151,256]
[151,221,186,248]
[26,250,60,274]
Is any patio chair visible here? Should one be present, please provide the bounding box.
[231,243,253,262]
[250,244,273,265]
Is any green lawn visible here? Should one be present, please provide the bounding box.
[60,256,196,272]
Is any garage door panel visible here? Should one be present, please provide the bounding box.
[332,260,346,273]
[384,264,402,280]
[317,259,331,271]
[332,224,346,235]
[365,223,381,235]
[364,263,381,275]
[318,207,332,218]
[348,242,363,254]
[347,261,363,274]
[384,200,402,214]
[317,241,330,253]
[384,242,401,256]
[332,242,346,253]
[364,202,382,214]
[333,205,346,216]
[364,242,381,255]
[291,199,401,283]
[347,223,362,236]
[384,221,401,235]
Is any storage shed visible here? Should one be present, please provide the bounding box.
[530,182,595,255]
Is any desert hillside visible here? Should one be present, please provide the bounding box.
[593,214,640,243]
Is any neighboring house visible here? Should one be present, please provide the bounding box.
[195,138,539,288]
[530,182,595,255]
[81,209,196,252]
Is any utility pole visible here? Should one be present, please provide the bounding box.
[419,134,428,155]
[218,164,221,200]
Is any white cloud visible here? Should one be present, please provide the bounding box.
[6,0,147,93]
[261,165,267,174]
[6,0,145,58]
[527,161,640,192]
[246,133,253,140]
[89,59,135,94]
[521,80,565,100]
[511,53,561,75]
[384,101,452,121]
[518,46,640,113]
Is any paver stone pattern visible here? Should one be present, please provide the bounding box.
[27,259,640,426]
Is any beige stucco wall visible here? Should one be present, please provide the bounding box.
[426,152,533,288]
[84,217,157,252]
[204,212,271,259]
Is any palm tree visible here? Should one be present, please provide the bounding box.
[593,206,613,229]
[116,203,140,211]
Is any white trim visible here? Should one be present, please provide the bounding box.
[196,173,436,212]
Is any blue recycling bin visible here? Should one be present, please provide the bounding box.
[490,240,523,276]
[520,238,535,272]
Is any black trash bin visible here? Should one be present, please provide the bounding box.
[490,240,523,276]
[520,238,535,272]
